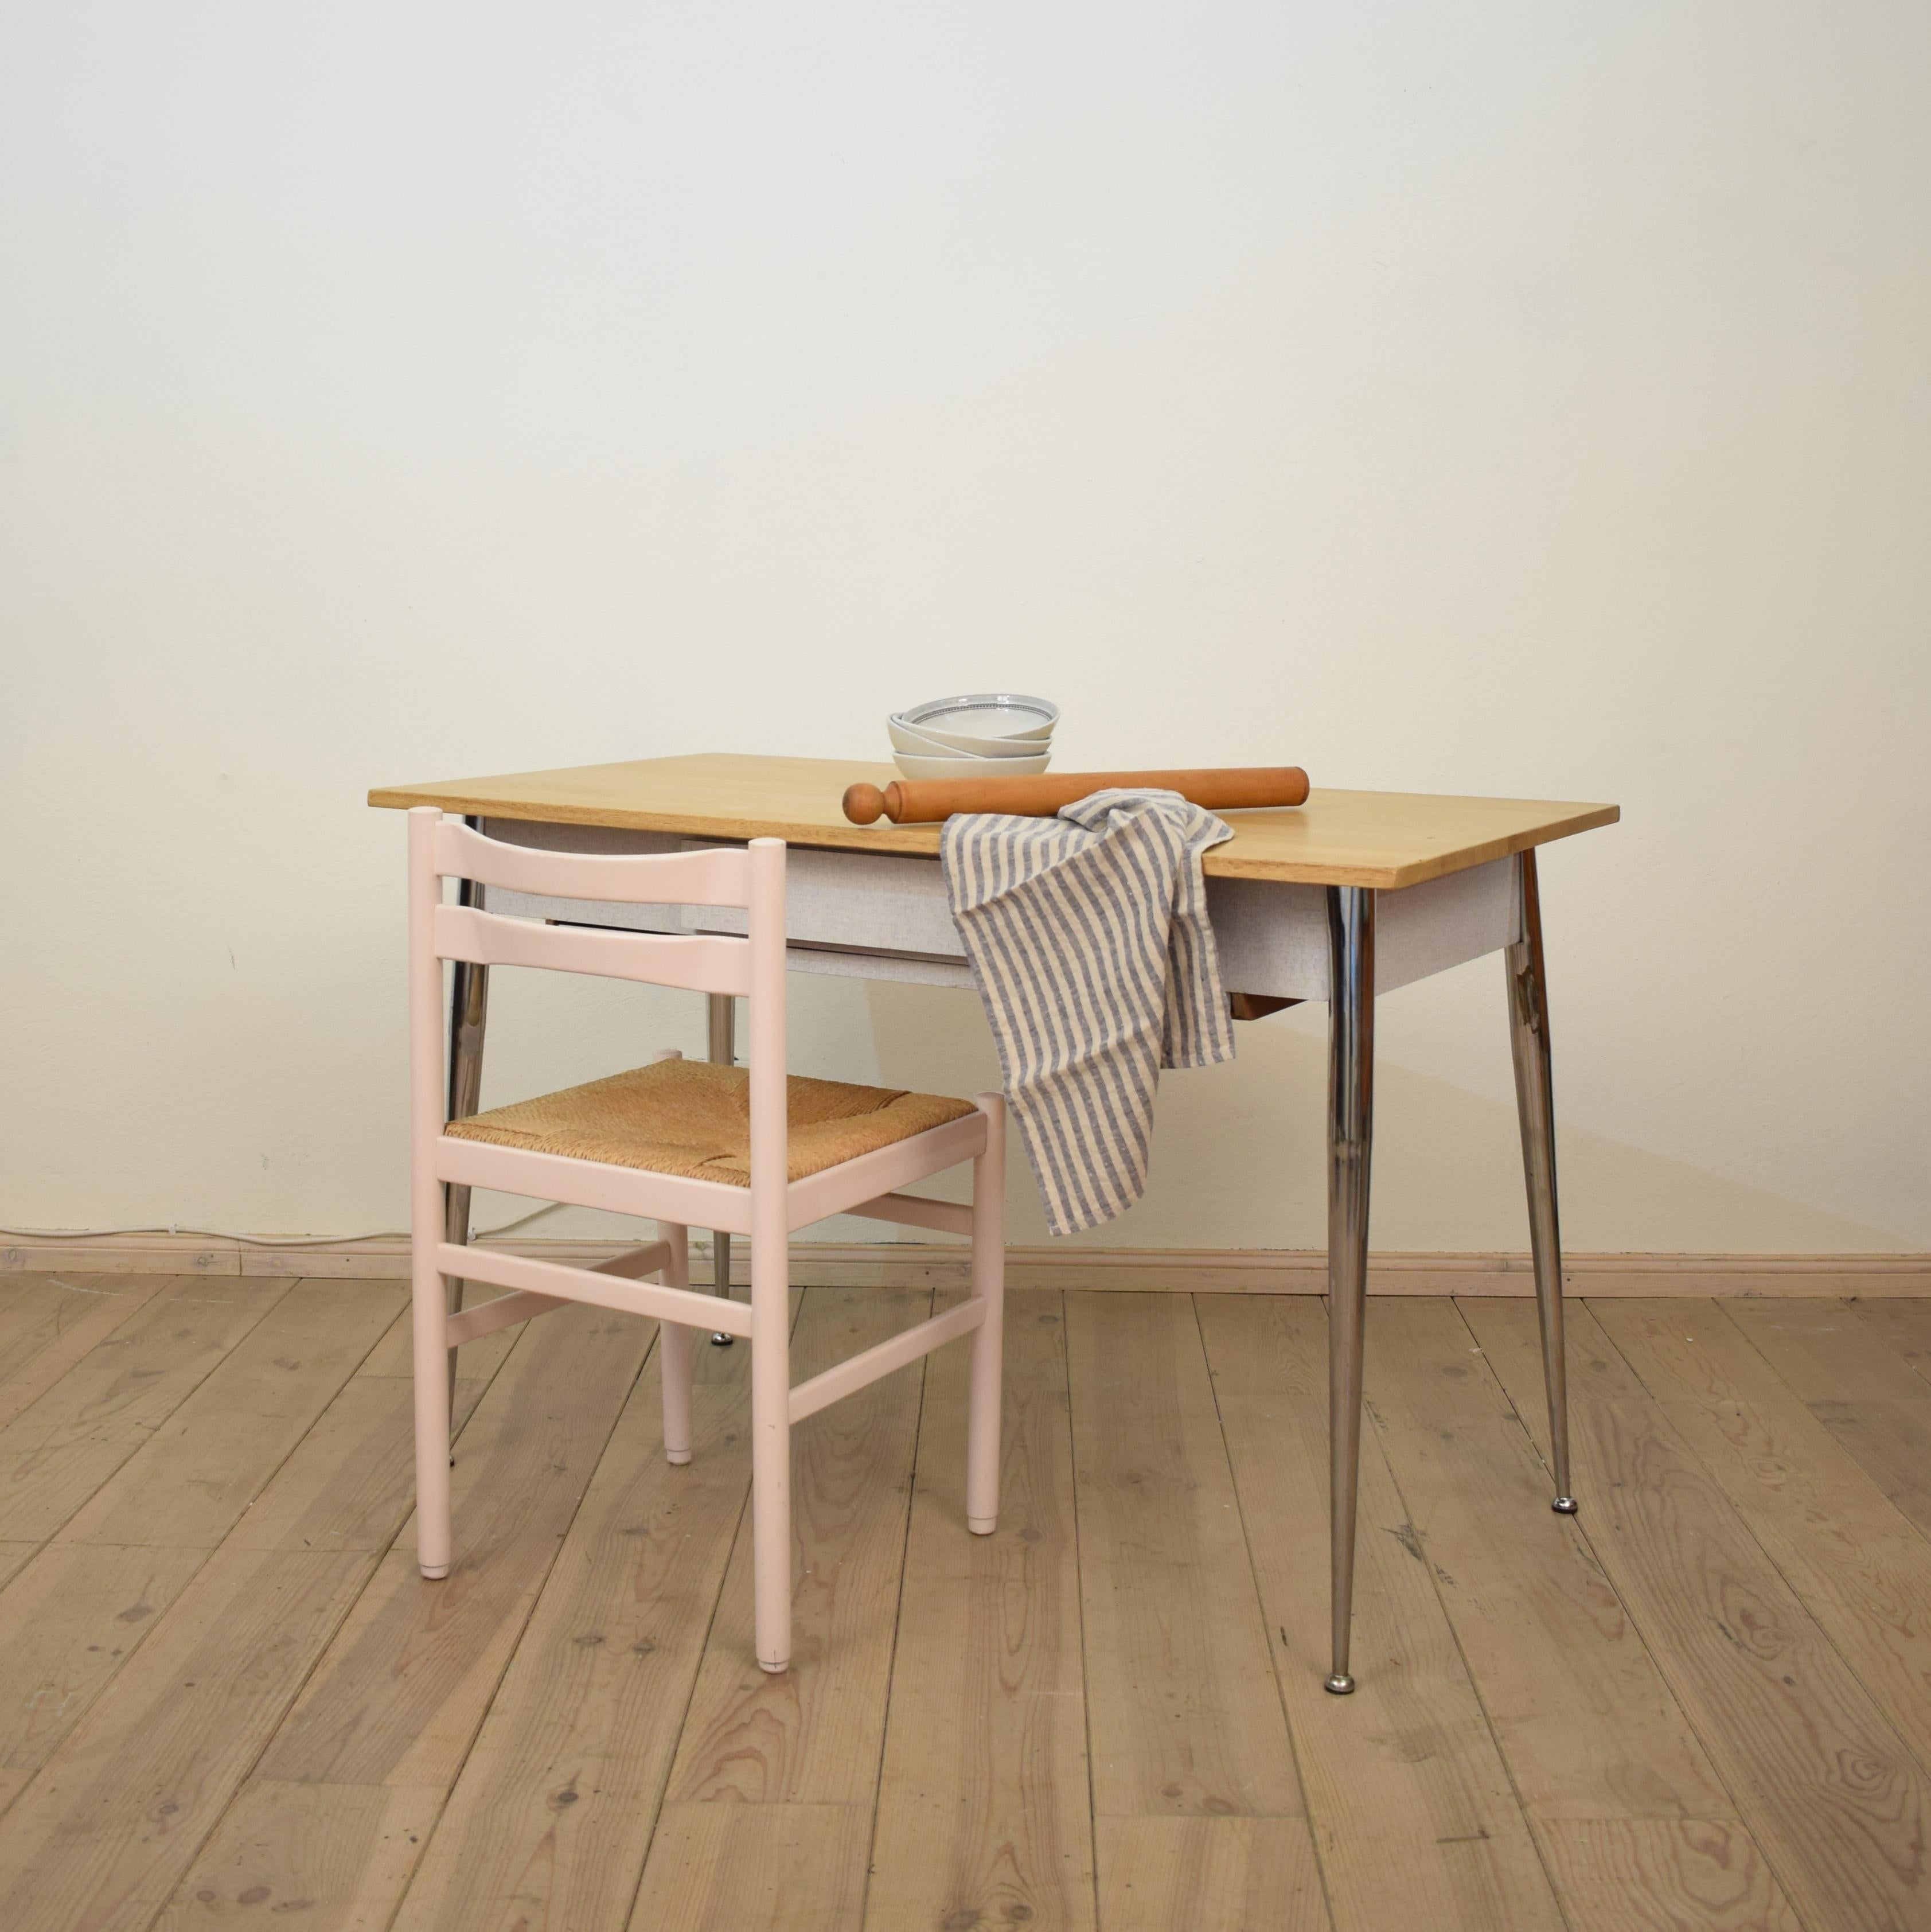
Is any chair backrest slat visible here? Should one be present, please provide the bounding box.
[434,903,750,996]
[433,817,751,906]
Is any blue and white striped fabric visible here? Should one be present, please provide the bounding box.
[941,789,1236,1236]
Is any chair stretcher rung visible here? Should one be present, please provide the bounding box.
[442,1236,676,1345]
[787,1298,986,1425]
[435,1241,751,1337]
[442,1239,672,1346]
[446,1288,563,1346]
[846,1190,973,1237]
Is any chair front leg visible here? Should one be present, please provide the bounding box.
[659,1222,695,1465]
[966,1093,1007,1534]
[411,1248,454,1580]
[750,1224,792,1673]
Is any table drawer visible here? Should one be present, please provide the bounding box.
[476,820,1516,1000]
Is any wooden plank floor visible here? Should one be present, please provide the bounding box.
[0,1277,1928,1929]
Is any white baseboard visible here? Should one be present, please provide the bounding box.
[3,1232,1926,1296]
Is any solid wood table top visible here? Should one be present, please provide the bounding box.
[369,753,1618,889]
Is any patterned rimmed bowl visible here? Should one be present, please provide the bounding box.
[894,692,1059,749]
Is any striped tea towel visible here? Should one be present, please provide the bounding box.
[942,788,1236,1236]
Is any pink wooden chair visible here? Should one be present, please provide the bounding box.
[406,808,1006,1673]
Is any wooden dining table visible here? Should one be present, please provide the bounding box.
[370,753,1619,1693]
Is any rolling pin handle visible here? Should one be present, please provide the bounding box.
[842,783,888,825]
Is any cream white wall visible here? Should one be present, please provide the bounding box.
[2,2,1926,1253]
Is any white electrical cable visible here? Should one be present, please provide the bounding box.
[0,1202,568,1247]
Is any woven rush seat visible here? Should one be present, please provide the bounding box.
[444,1054,977,1186]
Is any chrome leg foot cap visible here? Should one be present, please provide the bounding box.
[1552,1495,1579,1515]
[1323,1673,1356,1696]
[710,1333,735,1347]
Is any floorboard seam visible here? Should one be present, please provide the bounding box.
[0,1277,369,1836]
[379,1321,660,1932]
[24,1276,298,1549]
[1715,1299,1931,1556]
[1581,1296,1919,1926]
[1423,1298,1578,1931]
[1840,1295,1931,1400]
[1060,1291,1106,1932]
[616,1283,809,1932]
[858,1283,938,1932]
[126,1545,388,1932]
[1606,1297,1931,1780]
[158,1300,552,1932]
[1192,1291,1338,1932]
[1571,1297,1823,1928]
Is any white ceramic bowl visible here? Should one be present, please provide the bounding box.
[887,716,1050,759]
[898,692,1059,743]
[894,750,1051,780]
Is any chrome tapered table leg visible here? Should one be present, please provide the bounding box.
[443,829,490,1448]
[1325,885,1375,1695]
[707,991,736,1347]
[1507,850,1575,1514]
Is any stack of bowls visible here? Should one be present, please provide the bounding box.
[887,693,1059,779]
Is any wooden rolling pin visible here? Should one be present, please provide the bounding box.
[842,765,1310,826]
